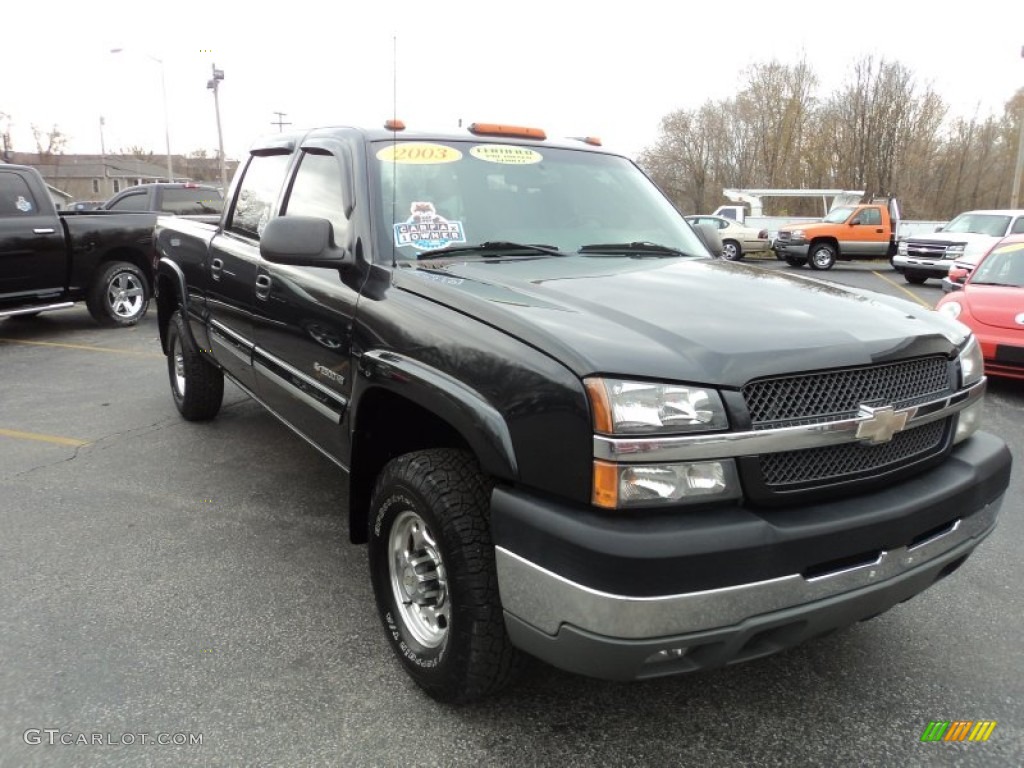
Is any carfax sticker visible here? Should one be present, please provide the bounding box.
[393,202,466,250]
[376,143,462,164]
[15,196,33,212]
[469,145,543,165]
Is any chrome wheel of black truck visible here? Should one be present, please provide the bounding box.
[368,448,523,703]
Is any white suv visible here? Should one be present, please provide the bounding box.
[893,209,1024,284]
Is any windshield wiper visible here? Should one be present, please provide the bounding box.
[416,241,568,260]
[578,241,693,257]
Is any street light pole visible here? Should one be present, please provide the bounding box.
[156,58,174,182]
[109,48,173,182]
[207,64,227,191]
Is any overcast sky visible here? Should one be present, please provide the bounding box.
[2,1,1022,165]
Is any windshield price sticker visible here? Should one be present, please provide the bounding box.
[376,143,462,164]
[470,145,543,165]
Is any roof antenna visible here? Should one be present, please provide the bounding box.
[391,33,399,268]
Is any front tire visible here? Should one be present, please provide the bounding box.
[167,310,223,421]
[721,240,743,261]
[87,261,149,326]
[904,272,927,285]
[808,243,837,270]
[368,449,523,703]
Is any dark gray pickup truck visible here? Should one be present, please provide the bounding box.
[153,123,1011,703]
[0,164,156,325]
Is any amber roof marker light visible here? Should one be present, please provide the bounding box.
[384,119,406,131]
[468,123,547,140]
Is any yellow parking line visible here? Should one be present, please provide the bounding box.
[0,428,89,447]
[870,271,933,309]
[0,338,163,359]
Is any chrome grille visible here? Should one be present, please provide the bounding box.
[905,240,963,259]
[760,419,948,488]
[743,357,952,429]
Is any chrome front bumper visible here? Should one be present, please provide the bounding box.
[496,495,1002,680]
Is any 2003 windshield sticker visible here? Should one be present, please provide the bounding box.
[394,202,466,250]
[376,143,462,164]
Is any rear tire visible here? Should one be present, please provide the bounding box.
[167,309,223,421]
[87,261,149,326]
[368,448,524,703]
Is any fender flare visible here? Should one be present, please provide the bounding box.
[156,257,195,355]
[353,349,519,481]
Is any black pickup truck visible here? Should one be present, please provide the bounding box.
[101,182,223,218]
[153,123,1011,703]
[0,164,155,325]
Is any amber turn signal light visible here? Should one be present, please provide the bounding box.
[468,123,546,140]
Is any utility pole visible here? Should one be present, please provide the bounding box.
[99,116,107,188]
[207,64,228,191]
[1012,45,1024,208]
[272,112,291,132]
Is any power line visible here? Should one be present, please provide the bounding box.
[271,112,291,132]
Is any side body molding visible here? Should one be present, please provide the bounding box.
[354,349,519,481]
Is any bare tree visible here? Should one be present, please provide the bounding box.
[31,123,68,158]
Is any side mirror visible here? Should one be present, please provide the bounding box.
[259,216,351,268]
[934,224,945,232]
[949,267,969,285]
[694,222,723,258]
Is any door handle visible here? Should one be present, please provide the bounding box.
[875,229,883,233]
[33,227,56,234]
[210,258,223,281]
[255,274,272,300]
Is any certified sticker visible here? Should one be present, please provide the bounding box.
[376,143,462,164]
[15,195,33,212]
[393,201,466,251]
[470,145,543,165]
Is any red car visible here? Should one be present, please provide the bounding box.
[936,235,1024,380]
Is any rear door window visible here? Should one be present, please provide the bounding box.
[0,172,39,216]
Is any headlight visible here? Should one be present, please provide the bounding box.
[938,301,962,319]
[945,244,965,259]
[959,335,984,387]
[790,229,805,240]
[585,378,728,435]
[593,459,741,509]
[897,241,908,256]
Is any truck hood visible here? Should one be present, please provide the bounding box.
[779,221,834,235]
[394,257,965,387]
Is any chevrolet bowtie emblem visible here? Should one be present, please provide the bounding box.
[855,405,909,445]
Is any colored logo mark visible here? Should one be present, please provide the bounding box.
[920,720,997,742]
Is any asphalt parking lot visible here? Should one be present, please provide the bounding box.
[1,260,1022,767]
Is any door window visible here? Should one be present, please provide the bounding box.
[0,173,39,216]
[107,193,148,211]
[228,154,291,239]
[282,151,349,244]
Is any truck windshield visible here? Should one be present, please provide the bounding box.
[943,214,1010,237]
[823,207,856,224]
[372,141,705,261]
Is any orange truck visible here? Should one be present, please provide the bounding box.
[773,198,901,270]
